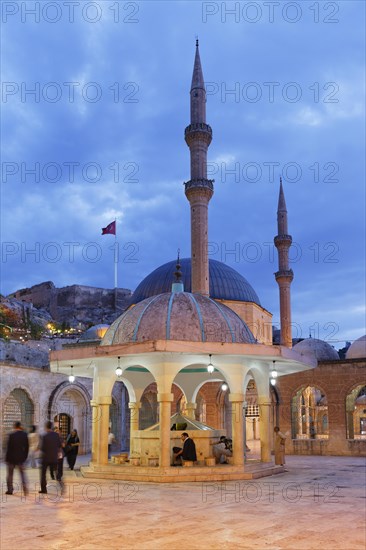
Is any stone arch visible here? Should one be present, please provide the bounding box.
[115,376,136,403]
[2,388,35,444]
[291,385,329,440]
[49,381,91,454]
[138,382,185,429]
[195,381,225,429]
[345,384,366,439]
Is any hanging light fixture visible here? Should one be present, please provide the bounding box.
[270,360,277,385]
[207,354,214,374]
[68,365,75,383]
[271,360,278,379]
[115,356,122,377]
[221,383,228,391]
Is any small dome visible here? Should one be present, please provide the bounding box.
[79,324,110,342]
[346,335,366,359]
[101,292,255,345]
[293,338,339,361]
[131,258,261,306]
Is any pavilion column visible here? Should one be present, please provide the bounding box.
[158,393,174,468]
[95,396,111,466]
[229,393,245,466]
[185,402,197,420]
[90,399,98,463]
[128,402,141,455]
[258,396,272,462]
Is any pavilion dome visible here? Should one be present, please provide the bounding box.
[101,291,256,345]
[293,338,339,361]
[78,324,110,342]
[130,258,261,306]
[346,335,366,359]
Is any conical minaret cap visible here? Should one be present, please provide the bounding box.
[277,177,287,213]
[191,39,205,92]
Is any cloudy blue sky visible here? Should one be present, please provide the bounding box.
[1,0,365,346]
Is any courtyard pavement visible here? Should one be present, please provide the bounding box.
[1,454,365,550]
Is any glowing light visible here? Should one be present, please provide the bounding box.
[207,354,214,374]
[115,356,122,377]
[69,365,75,383]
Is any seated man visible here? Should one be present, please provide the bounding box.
[173,432,197,465]
[213,436,232,464]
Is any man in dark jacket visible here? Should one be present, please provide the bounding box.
[39,421,63,494]
[175,432,197,463]
[5,421,29,495]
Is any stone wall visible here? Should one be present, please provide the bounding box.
[0,341,49,369]
[0,363,126,459]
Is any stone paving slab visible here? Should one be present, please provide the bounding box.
[1,455,365,550]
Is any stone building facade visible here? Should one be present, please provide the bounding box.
[275,358,366,456]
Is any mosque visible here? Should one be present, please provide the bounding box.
[1,43,365,474]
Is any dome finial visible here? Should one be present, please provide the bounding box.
[174,249,182,283]
[172,249,184,293]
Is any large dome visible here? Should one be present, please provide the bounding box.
[101,291,256,345]
[131,258,261,306]
[346,335,366,359]
[293,338,339,361]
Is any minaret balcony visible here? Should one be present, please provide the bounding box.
[184,123,213,145]
[184,178,214,193]
[274,234,292,247]
[275,269,294,282]
[185,122,212,135]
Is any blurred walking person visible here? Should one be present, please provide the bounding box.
[28,425,39,468]
[5,421,29,496]
[54,427,65,483]
[39,421,64,494]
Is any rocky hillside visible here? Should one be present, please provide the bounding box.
[7,281,132,328]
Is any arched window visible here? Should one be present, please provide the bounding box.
[291,386,329,439]
[3,388,34,432]
[346,385,366,439]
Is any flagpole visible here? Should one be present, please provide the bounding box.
[114,218,118,311]
[102,219,118,311]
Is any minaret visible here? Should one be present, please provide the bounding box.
[184,40,213,296]
[274,178,294,348]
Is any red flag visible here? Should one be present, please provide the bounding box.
[102,221,116,235]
